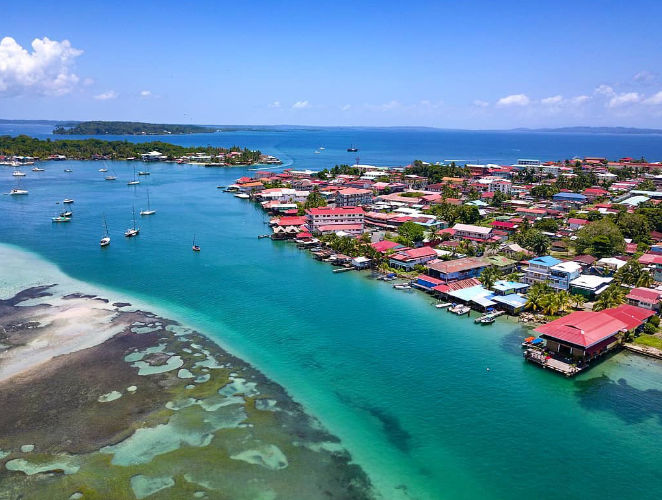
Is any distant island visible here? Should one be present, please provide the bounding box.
[0,135,280,165]
[510,126,662,135]
[53,121,216,136]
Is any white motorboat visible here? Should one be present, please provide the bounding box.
[12,171,26,177]
[105,176,117,181]
[9,189,28,195]
[32,167,45,172]
[63,198,74,204]
[435,302,452,309]
[393,283,412,290]
[98,168,108,172]
[234,193,249,199]
[64,169,73,172]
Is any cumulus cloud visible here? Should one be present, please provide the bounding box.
[473,99,489,107]
[594,84,615,96]
[608,92,640,108]
[94,90,118,100]
[496,94,530,107]
[541,95,563,105]
[571,95,590,105]
[643,91,662,105]
[292,100,309,109]
[0,36,83,96]
[140,90,152,97]
[268,100,281,108]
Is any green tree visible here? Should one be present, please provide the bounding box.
[479,266,502,290]
[616,213,651,244]
[303,189,327,209]
[574,219,625,258]
[593,285,626,311]
[398,221,425,246]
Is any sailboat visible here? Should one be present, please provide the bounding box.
[192,235,200,252]
[140,188,156,215]
[9,177,28,195]
[127,165,140,185]
[12,170,26,177]
[124,206,140,237]
[105,166,117,180]
[347,144,358,152]
[100,216,111,247]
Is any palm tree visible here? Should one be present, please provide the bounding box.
[479,266,502,290]
[593,285,626,311]
[526,288,545,312]
[636,273,654,288]
[571,294,586,310]
[556,290,573,314]
[541,293,561,315]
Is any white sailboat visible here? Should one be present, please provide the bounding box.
[9,189,28,195]
[12,170,26,177]
[124,206,140,237]
[127,165,140,185]
[100,216,111,247]
[140,188,156,216]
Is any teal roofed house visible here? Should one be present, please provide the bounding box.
[523,256,562,285]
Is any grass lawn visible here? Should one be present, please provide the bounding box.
[633,334,662,350]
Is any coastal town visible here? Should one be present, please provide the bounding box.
[228,156,662,377]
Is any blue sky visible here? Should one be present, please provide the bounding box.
[2,0,662,128]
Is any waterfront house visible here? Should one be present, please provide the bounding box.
[549,261,582,290]
[523,256,562,285]
[141,151,167,161]
[625,287,662,311]
[426,257,491,282]
[306,207,365,235]
[335,188,373,207]
[389,247,438,270]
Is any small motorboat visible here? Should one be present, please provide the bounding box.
[450,304,471,315]
[60,210,73,217]
[347,145,358,152]
[234,193,249,199]
[124,227,139,237]
[137,171,150,176]
[9,189,28,195]
[12,171,26,177]
[63,199,74,204]
[192,235,200,252]
[105,176,117,181]
[32,167,45,172]
[393,283,412,290]
[479,317,495,325]
[127,180,140,186]
[64,169,73,172]
[52,216,71,223]
[435,302,452,309]
[216,185,226,189]
[98,168,108,172]
[100,236,111,247]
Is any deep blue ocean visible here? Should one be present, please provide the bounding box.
[2,123,662,500]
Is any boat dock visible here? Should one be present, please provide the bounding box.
[474,310,505,324]
[523,348,582,377]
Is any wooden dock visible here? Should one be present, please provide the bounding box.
[474,310,505,324]
[523,348,582,377]
[623,343,662,360]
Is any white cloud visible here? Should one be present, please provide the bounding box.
[608,92,640,108]
[0,36,83,96]
[643,91,662,105]
[634,70,657,84]
[94,90,118,100]
[341,104,351,111]
[372,100,401,111]
[571,95,590,105]
[473,99,489,107]
[292,100,309,109]
[541,95,563,105]
[268,100,281,108]
[140,90,152,97]
[496,94,530,107]
[594,84,615,96]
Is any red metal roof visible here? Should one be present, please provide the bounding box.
[602,304,655,330]
[625,287,662,303]
[275,216,307,226]
[307,207,365,216]
[535,311,628,348]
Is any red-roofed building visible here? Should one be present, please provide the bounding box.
[389,247,438,270]
[626,288,662,311]
[335,188,373,207]
[567,218,589,230]
[317,224,364,235]
[583,187,609,199]
[306,206,365,234]
[371,240,405,253]
[602,304,655,330]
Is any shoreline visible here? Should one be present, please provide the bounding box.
[0,280,374,499]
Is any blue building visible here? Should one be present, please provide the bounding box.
[523,255,562,285]
[552,192,587,203]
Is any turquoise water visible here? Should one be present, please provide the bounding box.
[2,130,662,498]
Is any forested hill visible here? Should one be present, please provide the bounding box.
[53,121,216,135]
